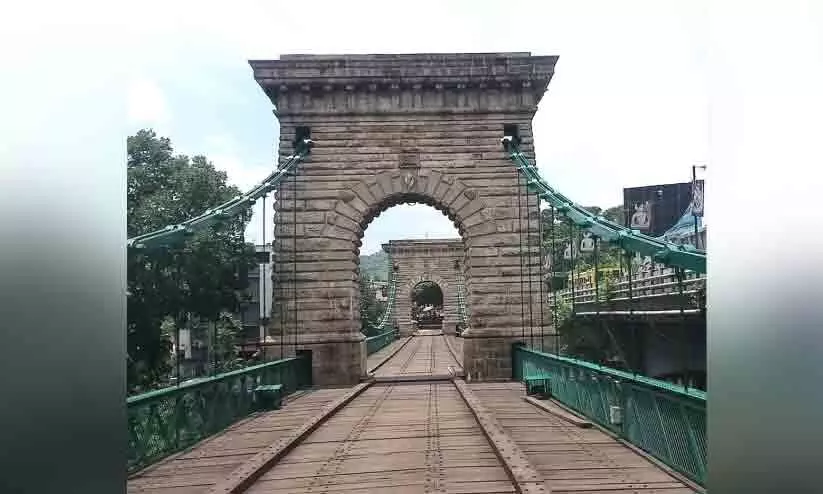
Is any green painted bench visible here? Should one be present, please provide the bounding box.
[523,375,550,397]
[253,384,284,411]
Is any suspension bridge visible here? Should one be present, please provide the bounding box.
[127,53,707,493]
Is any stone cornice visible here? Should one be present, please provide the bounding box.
[383,239,464,256]
[250,52,558,115]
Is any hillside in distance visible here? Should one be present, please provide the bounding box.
[359,250,389,281]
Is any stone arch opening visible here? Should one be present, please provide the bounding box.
[354,191,470,253]
[355,193,467,337]
[410,280,444,331]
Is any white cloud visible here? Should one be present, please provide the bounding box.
[197,133,275,244]
[126,79,171,131]
[3,0,710,246]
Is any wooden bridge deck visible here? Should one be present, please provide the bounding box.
[445,334,463,362]
[372,335,462,380]
[366,336,411,373]
[127,387,355,494]
[246,382,515,494]
[468,382,697,493]
[127,336,699,494]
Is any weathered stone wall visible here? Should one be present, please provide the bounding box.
[251,53,558,385]
[384,239,464,335]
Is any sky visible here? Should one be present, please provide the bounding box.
[0,0,708,255]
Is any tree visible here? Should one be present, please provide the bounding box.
[602,205,625,225]
[127,129,256,394]
[359,275,386,335]
[412,281,443,307]
[540,205,625,292]
[213,312,245,373]
[359,250,389,281]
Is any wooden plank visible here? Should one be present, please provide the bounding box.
[468,382,698,493]
[523,396,592,428]
[452,379,552,494]
[207,382,373,494]
[373,335,463,380]
[367,336,413,373]
[127,387,354,493]
[443,334,463,363]
[243,382,517,494]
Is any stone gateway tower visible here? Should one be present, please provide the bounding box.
[251,53,558,385]
[384,239,465,336]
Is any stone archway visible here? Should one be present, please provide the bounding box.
[384,240,463,336]
[409,278,445,332]
[254,53,557,385]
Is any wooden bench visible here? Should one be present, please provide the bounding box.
[254,384,284,411]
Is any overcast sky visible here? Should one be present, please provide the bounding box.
[1,0,707,255]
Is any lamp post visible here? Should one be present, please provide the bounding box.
[691,165,707,249]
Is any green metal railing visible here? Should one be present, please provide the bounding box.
[365,328,399,355]
[127,355,311,473]
[513,345,706,486]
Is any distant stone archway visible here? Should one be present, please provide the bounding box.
[410,279,445,331]
[254,53,557,385]
[386,240,463,336]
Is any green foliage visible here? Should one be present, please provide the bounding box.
[598,275,618,303]
[213,312,245,372]
[554,296,573,329]
[602,204,625,225]
[359,274,386,335]
[127,129,256,394]
[412,281,443,307]
[541,205,625,291]
[359,250,389,281]
[544,203,628,363]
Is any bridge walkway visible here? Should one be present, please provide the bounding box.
[245,381,516,494]
[365,335,412,374]
[127,336,698,493]
[468,382,698,493]
[372,334,462,380]
[126,387,355,494]
[444,334,462,362]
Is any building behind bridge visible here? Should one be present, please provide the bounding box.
[624,179,706,249]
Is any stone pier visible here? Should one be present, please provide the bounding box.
[251,52,558,385]
[383,239,464,336]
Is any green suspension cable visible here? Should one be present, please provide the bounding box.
[278,230,285,360]
[626,248,637,376]
[260,194,266,359]
[174,252,183,385]
[537,196,546,352]
[594,235,600,314]
[128,140,313,250]
[501,137,705,274]
[627,250,634,315]
[291,163,298,356]
[527,187,536,349]
[550,206,559,354]
[569,219,577,315]
[516,166,527,342]
[676,267,689,390]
